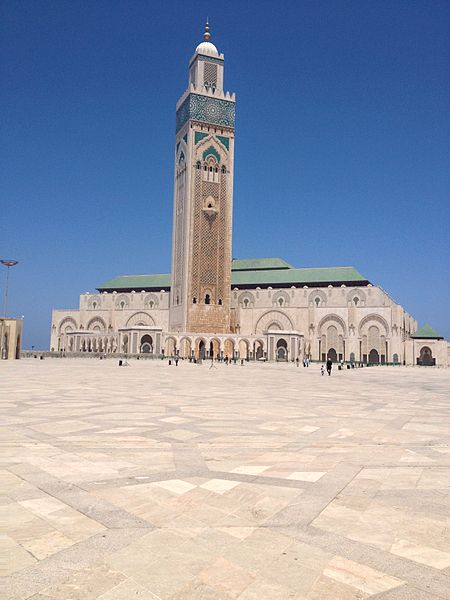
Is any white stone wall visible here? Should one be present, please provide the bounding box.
[49,283,450,366]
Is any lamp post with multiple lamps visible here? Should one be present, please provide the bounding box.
[1,259,19,319]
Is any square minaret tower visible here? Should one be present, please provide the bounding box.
[169,22,236,334]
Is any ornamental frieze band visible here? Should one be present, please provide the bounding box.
[176,93,236,132]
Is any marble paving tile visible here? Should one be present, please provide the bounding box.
[199,556,256,597]
[230,465,270,475]
[323,556,404,595]
[97,578,159,599]
[163,428,201,440]
[390,538,450,569]
[152,479,197,495]
[1,534,37,576]
[287,471,326,482]
[200,479,241,494]
[1,360,450,599]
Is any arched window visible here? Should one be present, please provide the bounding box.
[204,164,207,171]
[221,165,226,173]
[196,161,201,169]
[243,298,249,308]
[315,297,320,307]
[149,300,154,309]
[120,301,125,309]
[193,297,197,304]
[278,298,284,307]
[204,294,211,305]
[92,302,97,309]
[218,298,222,305]
[353,297,359,306]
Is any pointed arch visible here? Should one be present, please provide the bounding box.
[358,314,389,336]
[58,317,78,334]
[318,314,347,336]
[255,310,294,334]
[125,312,155,327]
[87,317,106,332]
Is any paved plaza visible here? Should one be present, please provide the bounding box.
[1,359,450,599]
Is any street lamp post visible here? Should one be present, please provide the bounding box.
[1,260,19,318]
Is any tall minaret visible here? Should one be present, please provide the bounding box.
[169,22,236,333]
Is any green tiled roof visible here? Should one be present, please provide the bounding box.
[231,258,293,271]
[231,266,366,286]
[97,263,368,292]
[410,324,443,339]
[98,273,171,291]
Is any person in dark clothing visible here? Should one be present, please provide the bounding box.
[326,358,333,376]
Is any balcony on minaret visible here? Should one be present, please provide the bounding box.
[203,196,218,219]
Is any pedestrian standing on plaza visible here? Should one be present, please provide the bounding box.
[326,357,332,376]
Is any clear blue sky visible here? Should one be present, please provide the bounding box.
[1,0,449,349]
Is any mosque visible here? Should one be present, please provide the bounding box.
[50,24,448,367]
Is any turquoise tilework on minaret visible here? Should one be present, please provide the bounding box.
[202,146,221,163]
[176,93,235,132]
[217,135,229,150]
[194,131,208,144]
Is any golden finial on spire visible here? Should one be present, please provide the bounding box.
[203,18,211,41]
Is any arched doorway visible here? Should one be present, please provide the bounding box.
[368,349,379,364]
[224,339,234,360]
[140,334,153,354]
[393,353,399,364]
[276,339,288,361]
[179,337,192,358]
[209,338,220,359]
[327,348,337,362]
[419,346,434,366]
[165,337,176,356]
[122,334,129,354]
[198,340,206,359]
[238,339,249,360]
[254,340,264,360]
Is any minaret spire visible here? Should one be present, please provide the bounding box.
[203,18,211,41]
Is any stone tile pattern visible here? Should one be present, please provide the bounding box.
[1,359,450,599]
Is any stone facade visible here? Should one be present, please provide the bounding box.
[50,24,448,367]
[170,27,235,334]
[1,317,23,360]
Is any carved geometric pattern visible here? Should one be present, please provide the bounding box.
[318,314,347,336]
[358,314,389,336]
[176,94,235,132]
[347,288,367,304]
[195,54,224,65]
[144,293,159,309]
[87,317,106,332]
[255,311,294,334]
[309,289,327,306]
[272,290,290,307]
[204,62,217,87]
[173,163,186,304]
[87,295,101,309]
[216,135,229,150]
[115,294,130,309]
[58,317,78,334]
[125,312,155,327]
